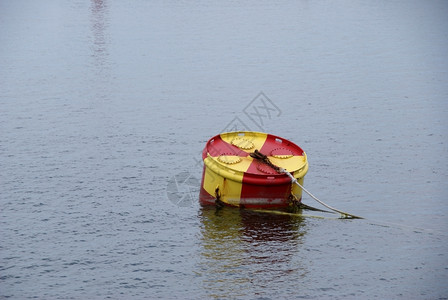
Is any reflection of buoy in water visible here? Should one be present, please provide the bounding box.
[199,131,308,209]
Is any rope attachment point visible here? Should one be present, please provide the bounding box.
[251,149,363,219]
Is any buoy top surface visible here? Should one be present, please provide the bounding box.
[203,131,307,177]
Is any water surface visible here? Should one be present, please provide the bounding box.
[1,0,447,299]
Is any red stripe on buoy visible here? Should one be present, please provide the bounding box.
[239,134,305,207]
[239,183,291,208]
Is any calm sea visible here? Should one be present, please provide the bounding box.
[1,0,447,299]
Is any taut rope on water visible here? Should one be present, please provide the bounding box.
[250,149,363,219]
[212,150,445,232]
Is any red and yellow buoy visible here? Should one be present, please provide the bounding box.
[199,131,308,209]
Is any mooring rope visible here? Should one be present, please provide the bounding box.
[251,209,341,220]
[250,149,363,219]
[211,151,447,232]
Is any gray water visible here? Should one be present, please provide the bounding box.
[1,0,448,299]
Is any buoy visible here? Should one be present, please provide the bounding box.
[199,131,308,209]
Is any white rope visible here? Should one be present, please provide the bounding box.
[280,168,363,219]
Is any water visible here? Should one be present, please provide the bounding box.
[1,0,447,299]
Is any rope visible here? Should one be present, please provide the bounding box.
[250,150,363,219]
[212,153,445,232]
[251,209,341,220]
[290,193,334,214]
